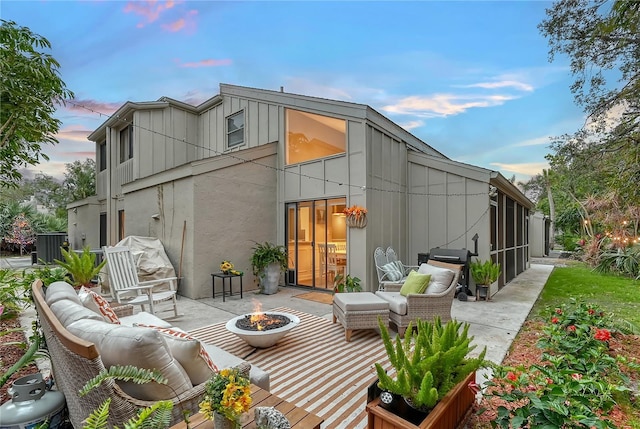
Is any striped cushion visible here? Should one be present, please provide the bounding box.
[78,286,121,324]
[136,324,219,385]
[381,261,404,282]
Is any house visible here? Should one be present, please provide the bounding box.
[69,84,534,299]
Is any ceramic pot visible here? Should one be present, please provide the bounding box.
[213,411,238,429]
[260,262,281,295]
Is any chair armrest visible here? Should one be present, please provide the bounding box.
[138,277,178,286]
[382,283,403,292]
[110,303,134,318]
[403,264,419,274]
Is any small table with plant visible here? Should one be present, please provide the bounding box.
[212,261,243,302]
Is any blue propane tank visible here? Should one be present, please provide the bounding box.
[0,373,67,429]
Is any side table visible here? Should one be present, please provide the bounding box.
[211,272,243,302]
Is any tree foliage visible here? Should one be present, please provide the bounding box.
[539,1,640,238]
[0,20,74,187]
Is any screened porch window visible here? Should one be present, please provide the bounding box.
[285,109,346,165]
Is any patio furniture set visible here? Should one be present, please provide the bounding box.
[333,247,461,340]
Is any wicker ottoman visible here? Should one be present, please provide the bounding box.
[332,292,389,342]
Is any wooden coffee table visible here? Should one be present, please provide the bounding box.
[170,384,323,429]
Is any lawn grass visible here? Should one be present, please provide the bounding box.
[532,262,640,328]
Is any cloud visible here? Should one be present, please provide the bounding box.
[124,1,179,27]
[460,80,534,92]
[490,162,549,177]
[162,9,198,33]
[123,1,197,33]
[56,126,93,142]
[382,93,517,117]
[511,136,553,148]
[399,120,425,130]
[177,58,232,68]
[283,79,355,101]
[66,99,122,116]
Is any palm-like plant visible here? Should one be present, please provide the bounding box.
[54,246,106,288]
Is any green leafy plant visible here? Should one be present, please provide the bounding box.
[333,274,362,293]
[0,320,47,388]
[375,317,486,410]
[79,365,175,429]
[595,246,640,280]
[0,268,28,319]
[469,258,501,286]
[54,246,106,288]
[482,300,639,429]
[250,242,287,278]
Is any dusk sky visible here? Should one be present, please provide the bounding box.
[4,1,585,183]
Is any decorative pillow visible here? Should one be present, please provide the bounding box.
[399,271,431,296]
[418,263,456,295]
[136,324,219,385]
[67,318,193,401]
[78,286,120,324]
[381,261,404,282]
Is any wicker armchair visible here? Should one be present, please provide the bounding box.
[31,280,249,428]
[375,261,461,337]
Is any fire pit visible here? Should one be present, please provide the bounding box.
[225,311,300,348]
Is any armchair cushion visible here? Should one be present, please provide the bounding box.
[380,261,404,282]
[399,272,431,296]
[136,324,219,385]
[78,286,121,324]
[374,291,407,315]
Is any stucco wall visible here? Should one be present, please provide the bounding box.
[67,197,101,250]
[190,152,278,299]
[120,178,195,295]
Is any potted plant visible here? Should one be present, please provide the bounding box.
[333,274,362,293]
[250,242,287,295]
[368,317,486,429]
[199,368,252,429]
[469,258,501,300]
[54,246,106,289]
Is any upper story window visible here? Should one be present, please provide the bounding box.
[285,109,346,165]
[99,141,106,171]
[226,111,245,148]
[119,126,133,163]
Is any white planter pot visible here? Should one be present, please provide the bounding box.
[260,262,281,295]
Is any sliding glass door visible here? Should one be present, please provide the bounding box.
[286,198,346,289]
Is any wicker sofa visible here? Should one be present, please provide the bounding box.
[32,280,268,428]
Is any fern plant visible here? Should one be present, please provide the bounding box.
[79,365,174,429]
[374,317,486,410]
[54,246,106,288]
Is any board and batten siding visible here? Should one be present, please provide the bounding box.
[407,153,490,266]
[135,108,198,179]
[198,96,280,161]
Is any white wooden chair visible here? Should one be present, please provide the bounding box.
[102,245,179,317]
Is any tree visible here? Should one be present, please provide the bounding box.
[63,159,96,203]
[0,20,74,187]
[4,213,36,255]
[539,0,639,148]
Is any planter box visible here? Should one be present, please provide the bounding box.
[366,371,476,429]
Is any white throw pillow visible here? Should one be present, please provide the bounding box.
[67,318,193,401]
[418,263,455,295]
[135,324,219,385]
[78,286,120,324]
